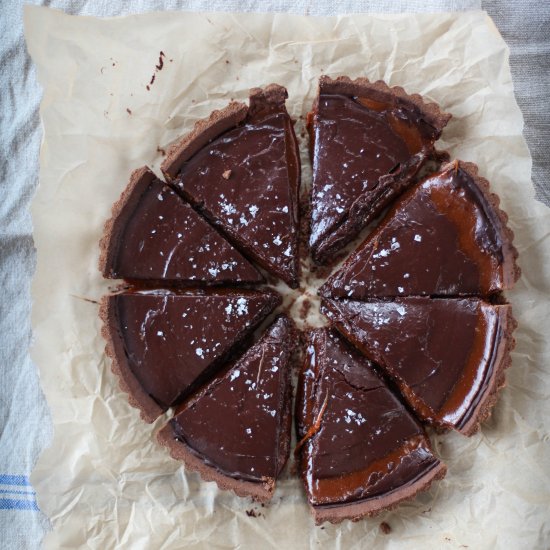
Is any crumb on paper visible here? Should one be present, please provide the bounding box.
[126,108,132,115]
[222,169,232,180]
[380,522,391,535]
[157,146,166,156]
[245,509,258,518]
[156,51,165,71]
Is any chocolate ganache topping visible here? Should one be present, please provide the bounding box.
[295,328,446,524]
[100,288,280,422]
[322,297,516,435]
[162,85,301,288]
[99,167,262,285]
[321,161,520,299]
[308,76,451,264]
[158,315,295,502]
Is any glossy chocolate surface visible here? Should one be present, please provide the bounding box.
[169,316,295,482]
[309,93,441,263]
[322,163,512,299]
[109,289,280,411]
[175,95,301,287]
[297,328,440,507]
[109,171,262,284]
[322,297,510,431]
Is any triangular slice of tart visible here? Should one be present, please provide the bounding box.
[308,76,451,264]
[295,328,446,524]
[157,315,296,502]
[162,85,301,288]
[322,297,516,436]
[100,288,281,422]
[99,166,262,285]
[321,161,520,299]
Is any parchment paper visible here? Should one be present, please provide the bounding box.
[24,6,550,549]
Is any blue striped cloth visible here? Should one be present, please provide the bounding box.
[2,0,549,548]
[0,476,38,512]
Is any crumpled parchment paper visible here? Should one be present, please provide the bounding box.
[25,6,550,549]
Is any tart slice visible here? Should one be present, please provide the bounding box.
[321,161,520,299]
[100,288,281,422]
[308,76,451,264]
[158,315,296,502]
[162,85,301,288]
[296,328,446,524]
[322,297,516,436]
[99,166,262,285]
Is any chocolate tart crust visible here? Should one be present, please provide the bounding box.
[443,160,521,290]
[311,460,447,525]
[162,83,291,181]
[99,294,164,423]
[458,304,517,436]
[318,75,452,130]
[157,423,276,503]
[98,166,155,279]
[161,102,248,181]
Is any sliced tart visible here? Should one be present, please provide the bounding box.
[321,161,520,299]
[158,315,296,502]
[99,166,262,285]
[100,288,281,422]
[308,75,451,264]
[162,85,301,288]
[296,328,446,524]
[322,297,516,436]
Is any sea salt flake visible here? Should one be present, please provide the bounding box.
[230,370,240,381]
[195,348,204,358]
[414,234,422,242]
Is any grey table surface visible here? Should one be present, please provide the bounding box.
[1,1,548,548]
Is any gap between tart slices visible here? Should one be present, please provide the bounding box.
[161,84,301,288]
[99,287,281,423]
[157,315,296,502]
[307,75,451,265]
[99,166,264,286]
[295,328,446,524]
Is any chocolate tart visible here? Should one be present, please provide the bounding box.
[162,85,301,288]
[308,76,451,264]
[295,328,446,524]
[157,315,296,502]
[99,166,262,285]
[322,297,516,436]
[321,161,520,299]
[100,288,281,422]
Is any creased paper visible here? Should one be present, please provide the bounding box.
[25,6,550,549]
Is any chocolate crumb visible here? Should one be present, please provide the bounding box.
[150,74,156,86]
[380,522,391,535]
[169,58,173,62]
[126,108,132,115]
[222,169,232,180]
[146,85,150,91]
[225,59,230,64]
[245,509,258,518]
[155,51,165,71]
[156,146,166,156]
